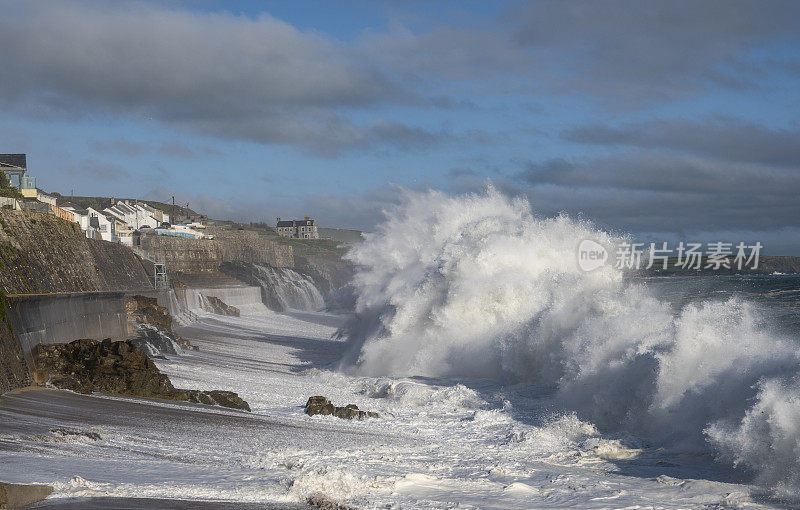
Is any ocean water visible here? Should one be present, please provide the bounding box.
[1,187,799,508]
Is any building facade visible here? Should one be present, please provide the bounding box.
[276,216,319,239]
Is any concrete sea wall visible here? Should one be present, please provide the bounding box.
[7,293,129,362]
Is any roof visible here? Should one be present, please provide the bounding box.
[0,154,26,169]
[277,219,315,227]
[117,203,137,214]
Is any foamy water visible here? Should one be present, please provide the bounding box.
[0,293,788,508]
[340,186,800,502]
[1,187,798,507]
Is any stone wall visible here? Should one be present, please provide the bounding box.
[0,296,30,393]
[0,210,153,294]
[136,230,293,273]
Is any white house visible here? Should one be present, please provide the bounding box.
[104,201,159,230]
[87,207,115,242]
[61,203,90,231]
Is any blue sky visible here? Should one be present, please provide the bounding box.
[2,1,800,252]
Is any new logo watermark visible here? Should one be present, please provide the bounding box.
[577,240,762,272]
[578,239,608,272]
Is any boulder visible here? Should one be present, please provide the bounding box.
[304,396,378,420]
[126,295,196,351]
[200,295,241,317]
[33,339,250,412]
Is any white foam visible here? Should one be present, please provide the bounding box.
[339,186,800,497]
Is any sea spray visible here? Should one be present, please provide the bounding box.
[250,264,325,311]
[339,186,800,496]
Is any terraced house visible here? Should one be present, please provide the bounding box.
[276,216,319,239]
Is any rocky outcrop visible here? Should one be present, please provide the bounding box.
[305,396,378,420]
[126,295,196,353]
[33,339,250,411]
[0,210,152,294]
[201,295,240,316]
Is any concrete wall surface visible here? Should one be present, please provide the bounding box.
[6,292,128,364]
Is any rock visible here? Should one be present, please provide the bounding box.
[0,482,54,509]
[33,339,251,412]
[304,396,378,420]
[206,390,251,411]
[125,295,196,351]
[200,295,241,317]
[50,428,101,441]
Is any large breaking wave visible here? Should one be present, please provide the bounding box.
[338,186,800,497]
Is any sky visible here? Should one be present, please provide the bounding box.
[1,0,799,252]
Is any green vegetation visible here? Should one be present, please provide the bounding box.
[0,172,22,199]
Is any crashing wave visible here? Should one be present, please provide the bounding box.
[338,185,800,497]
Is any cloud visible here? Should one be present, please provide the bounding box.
[510,150,800,234]
[563,118,800,167]
[0,0,420,155]
[511,0,800,104]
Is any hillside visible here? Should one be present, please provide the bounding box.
[51,194,198,220]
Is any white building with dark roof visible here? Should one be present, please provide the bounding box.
[276,216,319,239]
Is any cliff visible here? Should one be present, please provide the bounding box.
[0,210,152,294]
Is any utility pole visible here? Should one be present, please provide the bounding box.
[171,196,175,224]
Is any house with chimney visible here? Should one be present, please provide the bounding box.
[276,216,319,239]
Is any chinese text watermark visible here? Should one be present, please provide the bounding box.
[578,241,762,272]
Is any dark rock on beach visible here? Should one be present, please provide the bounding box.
[33,339,250,412]
[201,294,241,317]
[126,295,197,352]
[305,396,378,420]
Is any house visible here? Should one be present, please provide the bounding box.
[0,154,26,189]
[36,190,57,206]
[276,216,319,239]
[104,200,159,230]
[87,207,115,242]
[61,203,91,231]
[107,214,132,246]
[138,202,169,224]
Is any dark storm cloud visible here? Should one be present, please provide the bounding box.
[2,0,798,155]
[511,149,800,233]
[519,152,800,196]
[512,0,800,103]
[563,119,800,167]
[0,1,436,155]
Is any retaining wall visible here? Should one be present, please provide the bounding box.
[0,290,173,394]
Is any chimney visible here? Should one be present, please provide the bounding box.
[277,217,281,223]
[305,216,310,221]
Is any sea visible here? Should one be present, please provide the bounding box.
[1,188,799,509]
